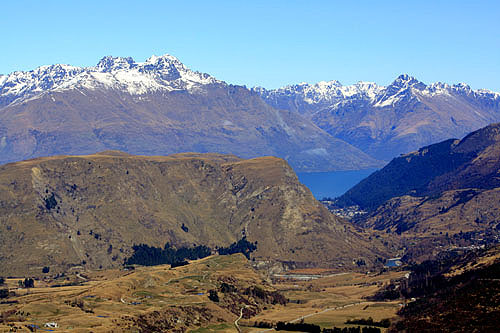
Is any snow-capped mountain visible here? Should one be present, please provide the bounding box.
[254,80,382,107]
[0,55,381,172]
[253,80,383,117]
[0,55,220,108]
[255,75,500,160]
[2,54,499,168]
[255,74,499,112]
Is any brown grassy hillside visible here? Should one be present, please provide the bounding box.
[0,152,387,276]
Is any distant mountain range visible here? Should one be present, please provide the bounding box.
[255,75,500,160]
[2,54,500,170]
[0,55,380,172]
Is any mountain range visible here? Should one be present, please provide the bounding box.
[0,55,380,172]
[256,75,500,160]
[2,54,500,171]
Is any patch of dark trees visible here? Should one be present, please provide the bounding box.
[208,289,219,302]
[345,318,390,328]
[65,298,94,314]
[322,327,381,333]
[1,278,35,298]
[276,321,322,332]
[243,285,287,305]
[0,289,9,299]
[89,230,101,240]
[124,243,211,267]
[219,282,237,293]
[170,260,189,268]
[268,321,381,333]
[50,282,82,288]
[44,193,57,210]
[217,237,257,259]
[355,259,366,266]
[20,278,34,289]
[253,321,273,328]
[124,237,257,267]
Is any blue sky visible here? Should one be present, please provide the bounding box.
[1,0,499,90]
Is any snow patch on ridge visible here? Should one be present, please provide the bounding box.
[256,74,500,112]
[303,148,329,157]
[255,80,383,106]
[373,94,399,107]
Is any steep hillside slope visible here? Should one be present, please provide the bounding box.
[0,152,386,276]
[336,122,500,210]
[256,75,500,160]
[0,55,381,172]
[335,123,500,261]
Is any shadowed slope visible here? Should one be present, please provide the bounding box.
[336,123,500,262]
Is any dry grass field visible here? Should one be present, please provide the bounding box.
[0,255,250,332]
[0,255,405,332]
[241,270,405,332]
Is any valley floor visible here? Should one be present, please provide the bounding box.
[0,255,405,332]
[240,270,404,333]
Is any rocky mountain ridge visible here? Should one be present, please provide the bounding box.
[0,55,219,108]
[256,75,500,160]
[3,55,499,168]
[255,74,499,113]
[0,55,383,172]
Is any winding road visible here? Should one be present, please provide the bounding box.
[235,305,249,333]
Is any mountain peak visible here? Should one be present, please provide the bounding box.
[452,82,472,93]
[396,73,415,81]
[96,56,136,72]
[372,74,426,107]
[391,74,425,89]
[316,80,342,87]
[145,54,181,65]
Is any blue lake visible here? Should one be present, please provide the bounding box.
[297,169,378,200]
